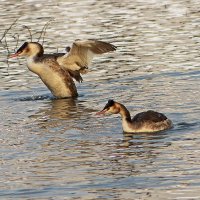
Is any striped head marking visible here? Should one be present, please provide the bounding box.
[9,42,43,58]
[96,99,120,115]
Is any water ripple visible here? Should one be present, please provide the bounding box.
[0,0,200,199]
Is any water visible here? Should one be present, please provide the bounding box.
[0,0,200,199]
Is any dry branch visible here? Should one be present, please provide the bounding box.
[0,18,54,76]
[23,25,32,42]
[37,18,54,45]
[0,18,18,43]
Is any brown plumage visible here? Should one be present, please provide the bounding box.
[96,100,173,133]
[9,40,116,98]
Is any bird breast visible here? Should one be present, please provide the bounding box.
[27,57,44,75]
[26,58,77,98]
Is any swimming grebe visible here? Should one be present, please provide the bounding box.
[9,40,116,98]
[96,100,173,133]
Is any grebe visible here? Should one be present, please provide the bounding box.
[96,100,173,133]
[9,40,116,98]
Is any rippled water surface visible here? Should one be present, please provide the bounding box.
[0,0,200,199]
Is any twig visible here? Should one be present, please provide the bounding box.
[11,33,20,51]
[0,18,19,76]
[4,36,10,76]
[14,33,19,51]
[23,25,32,42]
[4,34,10,54]
[37,18,54,44]
[1,18,53,76]
[0,18,18,42]
[0,40,7,49]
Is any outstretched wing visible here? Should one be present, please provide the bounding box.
[57,39,116,73]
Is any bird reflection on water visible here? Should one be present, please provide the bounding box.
[121,131,171,148]
[26,98,97,134]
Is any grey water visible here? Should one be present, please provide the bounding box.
[0,0,200,199]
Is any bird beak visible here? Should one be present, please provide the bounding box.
[8,52,20,58]
[96,109,107,115]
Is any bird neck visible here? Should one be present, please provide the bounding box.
[26,53,44,75]
[116,103,135,132]
[117,103,132,122]
[30,51,43,59]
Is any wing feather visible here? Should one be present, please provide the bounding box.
[57,39,116,73]
[132,110,167,123]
